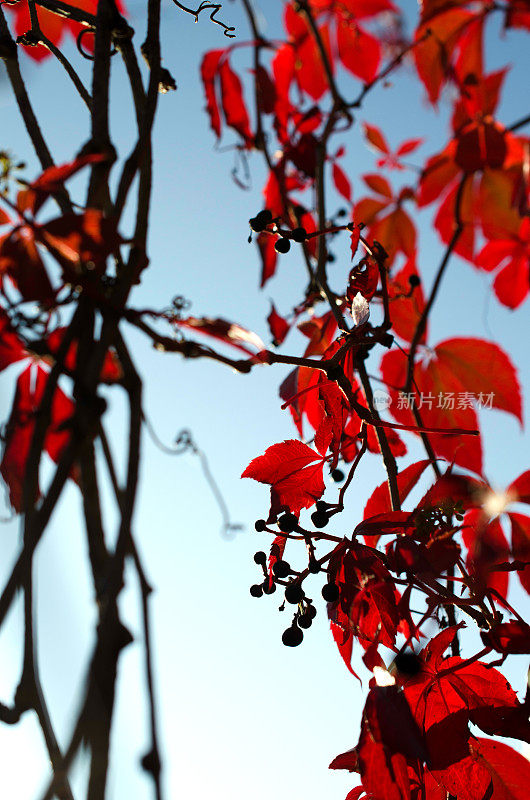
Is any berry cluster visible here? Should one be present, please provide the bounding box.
[249,511,346,647]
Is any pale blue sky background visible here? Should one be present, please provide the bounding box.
[0,1,529,798]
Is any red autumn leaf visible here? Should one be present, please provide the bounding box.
[414,8,476,104]
[355,684,427,800]
[200,49,225,139]
[333,162,352,202]
[18,153,106,215]
[363,123,390,155]
[39,210,122,273]
[363,174,393,199]
[0,227,55,304]
[455,120,507,174]
[0,364,75,512]
[267,534,287,589]
[481,620,530,654]
[380,338,521,475]
[329,748,359,773]
[475,217,530,309]
[267,303,290,346]
[174,316,265,357]
[509,512,530,594]
[347,259,379,301]
[387,257,427,344]
[470,738,530,800]
[0,310,29,372]
[404,627,523,736]
[218,59,253,144]
[330,620,358,677]
[462,511,510,601]
[396,139,423,157]
[507,470,530,504]
[363,460,431,542]
[0,207,11,225]
[285,5,333,100]
[340,0,397,19]
[241,439,327,516]
[257,232,278,287]
[337,19,380,84]
[354,511,416,540]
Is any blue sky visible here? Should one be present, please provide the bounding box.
[0,1,529,798]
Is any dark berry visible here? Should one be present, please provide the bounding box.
[263,579,276,595]
[380,333,394,349]
[311,511,329,528]
[322,582,340,602]
[272,559,291,579]
[249,210,272,233]
[305,604,317,619]
[275,237,291,254]
[282,625,303,647]
[249,216,265,232]
[256,209,273,225]
[254,551,267,565]
[394,651,422,676]
[291,227,307,242]
[331,468,345,483]
[337,208,347,218]
[408,273,421,288]
[316,500,330,512]
[250,584,263,598]
[326,253,336,263]
[278,513,298,533]
[308,558,320,574]
[297,613,313,629]
[285,584,304,604]
[254,519,267,532]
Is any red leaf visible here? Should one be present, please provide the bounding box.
[507,470,530,504]
[174,316,265,357]
[380,338,521,475]
[0,310,29,372]
[363,174,393,198]
[329,748,359,772]
[414,9,475,103]
[356,685,426,800]
[333,163,352,202]
[481,620,530,654]
[257,232,278,287]
[0,365,74,512]
[267,303,290,346]
[388,257,427,344]
[18,153,106,215]
[396,138,423,157]
[337,20,380,83]
[470,738,530,800]
[363,123,390,155]
[510,512,530,594]
[219,59,252,144]
[0,228,55,304]
[331,622,358,677]
[200,49,225,139]
[242,439,326,516]
[363,460,431,542]
[462,511,510,601]
[39,210,122,273]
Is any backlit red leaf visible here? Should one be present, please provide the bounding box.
[242,439,326,516]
